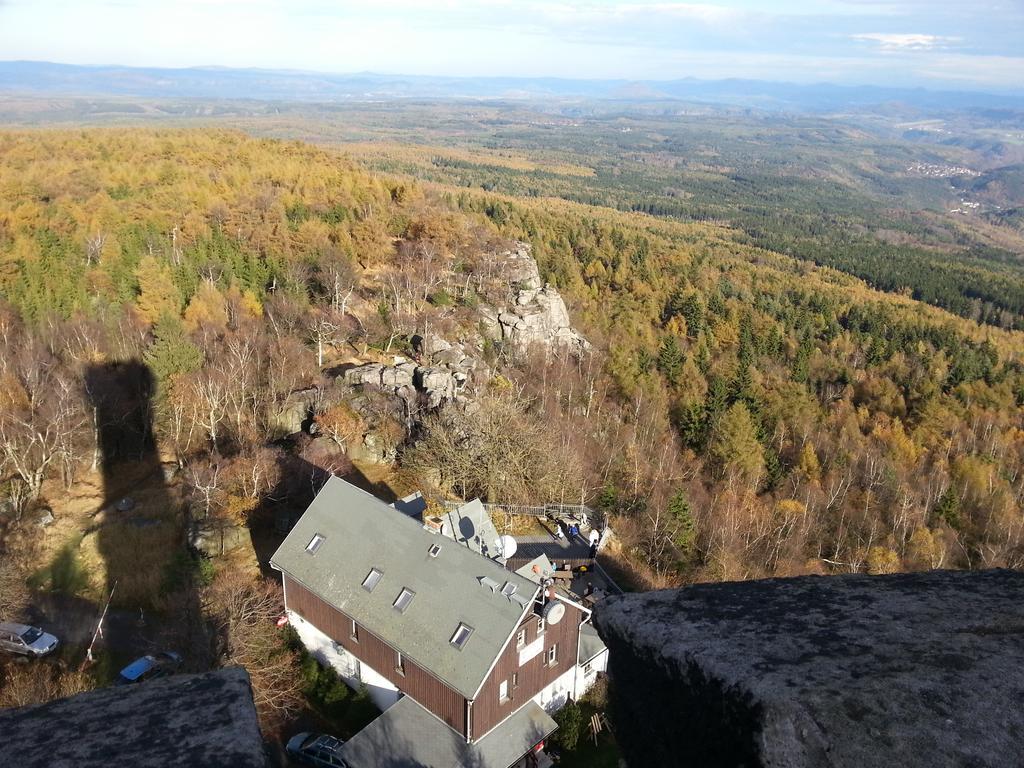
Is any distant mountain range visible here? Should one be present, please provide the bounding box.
[2,60,1023,113]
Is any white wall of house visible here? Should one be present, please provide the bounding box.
[287,610,401,712]
[533,666,576,713]
[573,648,609,699]
[530,650,610,714]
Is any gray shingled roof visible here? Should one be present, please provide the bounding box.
[271,477,539,699]
[0,668,267,768]
[441,498,502,560]
[340,695,556,768]
[578,623,606,665]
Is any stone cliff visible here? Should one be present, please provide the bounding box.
[594,569,1024,768]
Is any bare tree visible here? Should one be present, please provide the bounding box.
[206,572,303,732]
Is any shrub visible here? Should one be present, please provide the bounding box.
[553,701,585,751]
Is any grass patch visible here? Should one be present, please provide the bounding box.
[28,536,90,596]
[79,519,182,608]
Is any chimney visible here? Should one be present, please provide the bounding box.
[424,516,446,536]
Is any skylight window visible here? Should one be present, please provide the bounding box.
[393,587,416,613]
[501,582,517,598]
[451,623,474,649]
[305,534,325,555]
[362,568,383,592]
[428,543,442,558]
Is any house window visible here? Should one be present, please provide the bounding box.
[537,617,545,634]
[499,679,509,703]
[396,651,405,676]
[584,661,593,675]
[305,533,325,554]
[350,619,358,642]
[546,643,558,666]
[393,587,416,613]
[451,623,473,649]
[512,672,519,689]
[362,568,383,592]
[516,629,526,649]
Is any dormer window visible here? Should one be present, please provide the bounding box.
[305,534,325,555]
[451,623,473,649]
[393,587,416,613]
[501,582,517,598]
[362,568,383,592]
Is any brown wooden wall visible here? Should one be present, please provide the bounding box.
[284,573,467,735]
[472,601,584,740]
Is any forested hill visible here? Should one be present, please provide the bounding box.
[0,128,1022,590]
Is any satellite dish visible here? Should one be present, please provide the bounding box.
[543,600,566,626]
[496,535,518,558]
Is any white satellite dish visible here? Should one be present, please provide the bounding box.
[496,535,518,558]
[543,600,566,625]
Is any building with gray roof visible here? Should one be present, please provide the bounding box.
[271,476,609,767]
[271,476,539,700]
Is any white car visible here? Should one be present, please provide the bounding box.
[0,622,59,658]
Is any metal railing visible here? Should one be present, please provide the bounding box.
[441,500,596,521]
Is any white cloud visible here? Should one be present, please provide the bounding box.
[851,32,960,50]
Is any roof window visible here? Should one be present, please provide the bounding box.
[393,587,416,613]
[428,543,442,558]
[362,568,383,592]
[305,534,325,555]
[501,581,517,598]
[451,623,474,649]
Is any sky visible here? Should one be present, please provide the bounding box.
[1,0,1022,92]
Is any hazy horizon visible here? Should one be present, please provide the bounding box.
[1,1,1021,93]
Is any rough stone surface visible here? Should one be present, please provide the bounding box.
[343,363,385,389]
[0,668,267,768]
[189,518,250,557]
[594,569,1024,768]
[501,242,543,291]
[491,243,587,354]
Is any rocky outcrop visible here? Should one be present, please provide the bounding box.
[594,569,1024,768]
[495,242,588,355]
[343,337,481,410]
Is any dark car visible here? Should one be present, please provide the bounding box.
[286,732,347,767]
[116,651,183,685]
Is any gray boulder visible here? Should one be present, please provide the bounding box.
[415,366,457,408]
[343,363,384,389]
[502,242,542,290]
[381,362,416,389]
[498,286,587,354]
[190,518,250,558]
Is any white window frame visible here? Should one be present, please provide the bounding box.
[547,643,558,666]
[350,618,358,642]
[537,617,545,634]
[393,587,416,613]
[305,533,325,554]
[499,678,509,703]
[516,628,526,649]
[362,568,383,592]
[451,623,474,649]
[395,650,405,676]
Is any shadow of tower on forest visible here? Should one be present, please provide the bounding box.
[84,361,208,673]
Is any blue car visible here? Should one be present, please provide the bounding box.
[116,651,183,685]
